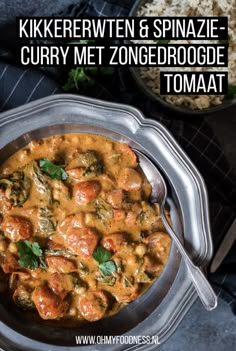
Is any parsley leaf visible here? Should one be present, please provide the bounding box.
[16,240,43,270]
[93,246,116,276]
[93,246,112,264]
[63,66,114,92]
[25,241,42,256]
[39,159,68,181]
[63,67,94,91]
[99,261,117,276]
[63,39,114,92]
[19,255,39,270]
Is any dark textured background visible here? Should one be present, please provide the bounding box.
[209,106,236,175]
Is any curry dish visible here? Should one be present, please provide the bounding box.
[0,133,171,324]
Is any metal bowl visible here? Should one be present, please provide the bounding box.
[128,0,236,116]
[0,94,213,350]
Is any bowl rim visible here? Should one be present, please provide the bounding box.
[0,94,213,350]
[126,0,236,116]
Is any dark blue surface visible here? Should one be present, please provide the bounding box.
[160,299,236,351]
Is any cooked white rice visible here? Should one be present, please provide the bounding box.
[137,0,236,110]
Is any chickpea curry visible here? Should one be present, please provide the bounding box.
[0,133,171,324]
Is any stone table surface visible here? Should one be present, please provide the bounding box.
[160,298,236,351]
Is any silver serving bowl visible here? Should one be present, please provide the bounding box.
[0,94,213,351]
[128,0,236,116]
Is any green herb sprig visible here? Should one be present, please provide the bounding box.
[93,246,116,276]
[39,159,68,181]
[63,39,114,92]
[16,240,43,270]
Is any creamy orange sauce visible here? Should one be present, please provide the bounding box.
[0,133,171,325]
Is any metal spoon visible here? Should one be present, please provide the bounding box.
[136,150,217,311]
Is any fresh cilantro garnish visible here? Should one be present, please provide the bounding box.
[16,240,43,270]
[63,39,114,92]
[93,246,116,276]
[63,67,94,91]
[93,246,112,264]
[99,261,117,276]
[39,159,68,181]
[63,66,114,91]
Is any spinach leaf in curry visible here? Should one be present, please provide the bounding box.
[0,171,31,207]
[38,207,55,237]
[77,151,103,176]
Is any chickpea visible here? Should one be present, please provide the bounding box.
[71,136,80,144]
[84,213,95,226]
[29,139,43,151]
[27,281,38,288]
[18,149,29,162]
[30,268,42,279]
[126,255,138,266]
[135,244,147,257]
[103,142,113,152]
[53,189,61,201]
[52,181,70,201]
[2,168,10,175]
[66,148,80,162]
[23,207,37,216]
[0,240,8,252]
[74,286,87,295]
[8,242,18,254]
[68,307,77,317]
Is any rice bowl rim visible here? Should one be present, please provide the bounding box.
[126,0,236,116]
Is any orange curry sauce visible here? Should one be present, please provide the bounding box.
[0,133,171,324]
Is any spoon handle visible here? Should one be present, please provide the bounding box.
[161,206,217,311]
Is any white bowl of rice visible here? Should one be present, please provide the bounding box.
[129,0,236,114]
